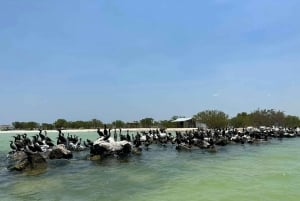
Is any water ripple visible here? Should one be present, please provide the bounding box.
[0,133,300,201]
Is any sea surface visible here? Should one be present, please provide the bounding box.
[0,131,300,201]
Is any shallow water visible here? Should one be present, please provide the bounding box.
[0,131,300,201]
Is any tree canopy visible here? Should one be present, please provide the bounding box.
[230,112,250,128]
[8,109,300,130]
[112,120,125,128]
[193,110,229,129]
[229,109,296,128]
[139,118,154,128]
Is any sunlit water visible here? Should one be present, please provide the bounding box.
[0,131,300,201]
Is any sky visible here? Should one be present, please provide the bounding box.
[1,0,300,124]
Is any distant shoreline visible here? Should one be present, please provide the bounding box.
[0,128,197,134]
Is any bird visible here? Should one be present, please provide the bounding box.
[97,128,104,137]
[38,129,46,141]
[9,141,18,151]
[34,143,43,152]
[12,139,24,150]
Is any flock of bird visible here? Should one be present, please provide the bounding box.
[8,126,300,156]
[9,129,86,154]
[124,127,300,151]
[9,130,54,153]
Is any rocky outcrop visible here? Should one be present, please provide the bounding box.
[6,145,74,173]
[90,137,132,159]
[7,151,47,172]
[49,144,73,159]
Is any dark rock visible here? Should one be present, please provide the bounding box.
[88,154,101,161]
[26,152,47,170]
[116,143,132,157]
[49,144,73,159]
[7,151,47,172]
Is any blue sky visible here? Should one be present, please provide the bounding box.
[1,0,300,124]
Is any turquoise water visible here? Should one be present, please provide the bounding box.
[1,131,300,201]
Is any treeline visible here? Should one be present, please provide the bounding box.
[12,117,177,130]
[194,109,300,128]
[10,109,300,130]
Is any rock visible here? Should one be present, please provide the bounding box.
[132,147,142,155]
[115,143,132,156]
[7,151,28,171]
[88,154,101,161]
[26,152,48,170]
[175,143,192,150]
[7,151,47,172]
[90,138,132,158]
[7,151,27,162]
[49,144,73,159]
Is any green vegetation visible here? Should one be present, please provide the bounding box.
[8,108,300,130]
[230,112,250,128]
[230,109,297,128]
[12,121,39,130]
[111,120,125,128]
[193,110,229,129]
[139,118,154,128]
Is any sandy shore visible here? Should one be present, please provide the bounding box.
[0,128,197,134]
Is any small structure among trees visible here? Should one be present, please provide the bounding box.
[7,108,300,131]
[172,117,195,128]
[0,124,14,131]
